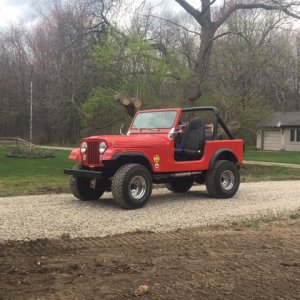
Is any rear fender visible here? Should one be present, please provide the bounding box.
[209,148,238,169]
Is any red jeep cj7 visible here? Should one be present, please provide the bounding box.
[64,106,244,209]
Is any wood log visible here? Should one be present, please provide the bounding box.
[114,94,142,117]
[114,94,122,101]
[121,98,130,106]
[133,98,142,108]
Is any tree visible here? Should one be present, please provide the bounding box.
[83,24,196,132]
[0,26,31,138]
[26,0,121,144]
[173,0,300,101]
[207,12,272,142]
[136,9,201,103]
[205,8,300,141]
[0,0,122,144]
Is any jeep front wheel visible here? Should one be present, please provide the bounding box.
[205,160,240,198]
[112,164,152,209]
[70,164,104,201]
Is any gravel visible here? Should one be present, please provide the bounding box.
[0,180,300,241]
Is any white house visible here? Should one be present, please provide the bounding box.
[256,111,300,151]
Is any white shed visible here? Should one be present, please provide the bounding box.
[257,111,300,151]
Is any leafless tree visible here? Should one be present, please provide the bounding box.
[173,0,300,101]
[0,0,121,144]
[0,26,31,138]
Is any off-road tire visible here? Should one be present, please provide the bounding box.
[165,178,194,193]
[112,164,152,209]
[205,160,240,199]
[70,164,104,201]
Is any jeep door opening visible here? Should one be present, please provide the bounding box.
[64,106,244,209]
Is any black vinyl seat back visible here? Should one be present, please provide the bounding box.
[175,117,205,161]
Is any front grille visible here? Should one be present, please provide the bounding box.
[86,141,99,165]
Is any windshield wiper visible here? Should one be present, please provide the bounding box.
[132,127,161,131]
[140,128,162,131]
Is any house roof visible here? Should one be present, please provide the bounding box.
[262,111,300,127]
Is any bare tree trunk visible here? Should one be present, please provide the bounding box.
[174,0,300,102]
[189,25,216,101]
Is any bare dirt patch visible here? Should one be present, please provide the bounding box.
[1,218,300,300]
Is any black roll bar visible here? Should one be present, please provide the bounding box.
[182,106,234,140]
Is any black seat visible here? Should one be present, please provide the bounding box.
[175,117,205,161]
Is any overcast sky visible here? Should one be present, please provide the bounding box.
[0,0,37,28]
[0,0,191,28]
[0,0,299,30]
[0,0,226,29]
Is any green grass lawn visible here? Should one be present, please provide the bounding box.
[240,164,300,182]
[0,146,74,197]
[245,146,300,165]
[0,146,300,197]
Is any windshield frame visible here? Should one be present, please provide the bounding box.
[129,109,179,134]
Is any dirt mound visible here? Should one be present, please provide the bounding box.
[1,220,300,299]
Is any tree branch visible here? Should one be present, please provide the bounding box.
[214,2,300,29]
[256,18,282,48]
[144,14,201,36]
[174,0,204,25]
[210,31,251,46]
[202,0,217,15]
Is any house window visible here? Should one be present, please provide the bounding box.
[290,129,295,142]
[290,128,300,142]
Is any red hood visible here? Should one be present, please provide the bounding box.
[84,134,169,148]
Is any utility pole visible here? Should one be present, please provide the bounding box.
[29,65,33,152]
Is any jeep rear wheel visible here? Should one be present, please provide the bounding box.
[70,164,104,201]
[165,178,194,193]
[112,164,152,209]
[205,160,240,198]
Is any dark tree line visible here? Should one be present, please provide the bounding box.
[0,0,120,144]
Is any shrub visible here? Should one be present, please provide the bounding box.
[6,146,55,159]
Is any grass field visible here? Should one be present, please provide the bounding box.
[240,164,300,182]
[1,146,300,197]
[0,146,73,197]
[244,146,300,164]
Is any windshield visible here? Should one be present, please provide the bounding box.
[132,111,177,129]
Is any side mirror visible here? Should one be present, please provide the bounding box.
[168,128,176,140]
[120,123,126,136]
[168,128,182,140]
[179,124,187,131]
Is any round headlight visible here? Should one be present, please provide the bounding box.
[80,142,87,153]
[99,141,107,154]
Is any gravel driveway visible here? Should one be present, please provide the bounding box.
[0,180,299,241]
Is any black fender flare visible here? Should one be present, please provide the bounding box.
[209,148,238,169]
[112,152,153,172]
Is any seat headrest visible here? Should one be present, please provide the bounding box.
[188,117,203,130]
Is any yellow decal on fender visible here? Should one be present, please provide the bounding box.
[153,155,160,163]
